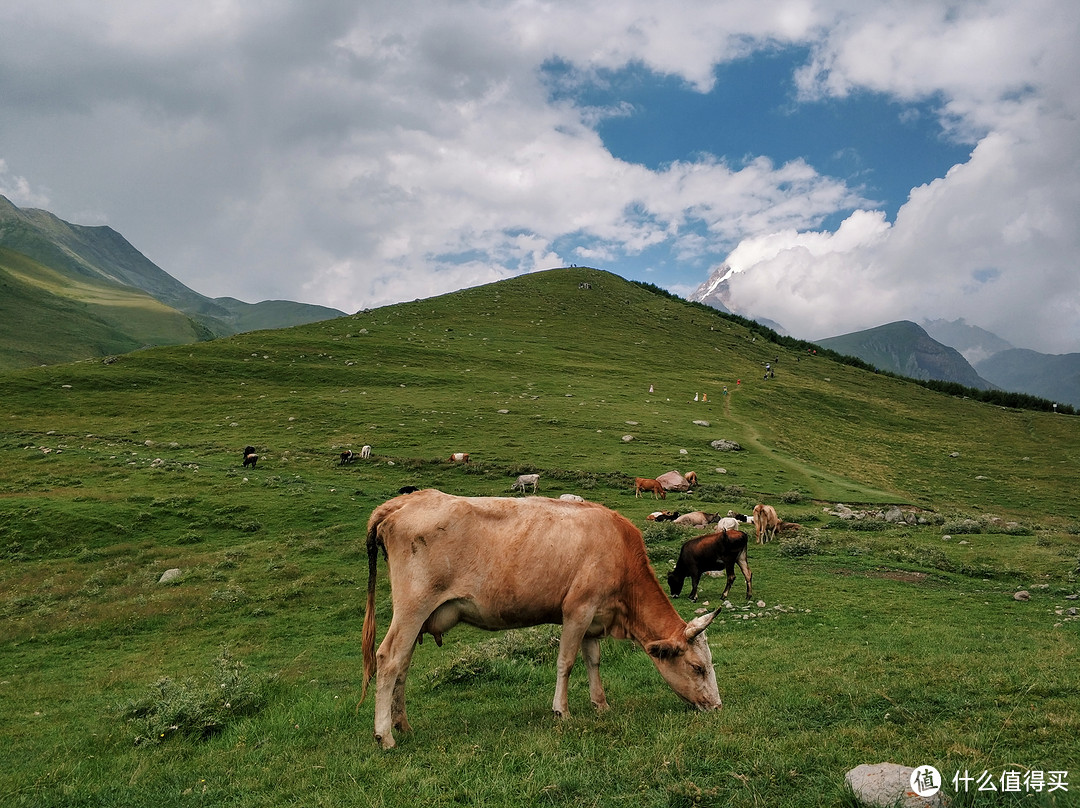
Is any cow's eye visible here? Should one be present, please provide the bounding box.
[691,664,706,676]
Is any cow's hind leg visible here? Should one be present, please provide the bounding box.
[721,562,735,601]
[373,615,426,748]
[737,551,753,600]
[581,636,609,712]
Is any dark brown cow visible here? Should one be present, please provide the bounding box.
[668,529,752,602]
[242,446,258,468]
[361,490,722,748]
[634,477,666,499]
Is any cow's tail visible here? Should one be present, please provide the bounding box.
[359,517,382,705]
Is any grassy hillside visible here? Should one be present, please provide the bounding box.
[0,247,212,369]
[0,196,345,368]
[1,267,1077,807]
[818,320,995,390]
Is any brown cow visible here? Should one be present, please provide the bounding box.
[753,503,781,544]
[361,490,722,748]
[448,452,470,463]
[668,529,752,602]
[634,477,666,499]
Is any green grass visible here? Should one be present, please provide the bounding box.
[1,267,1078,807]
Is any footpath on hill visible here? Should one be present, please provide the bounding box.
[718,389,907,505]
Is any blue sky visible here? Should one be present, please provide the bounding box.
[1,1,1077,352]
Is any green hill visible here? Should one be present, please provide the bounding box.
[818,320,995,390]
[0,195,345,368]
[1,267,1077,807]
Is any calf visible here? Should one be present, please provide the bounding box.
[634,477,666,499]
[360,445,372,459]
[242,446,258,468]
[668,529,752,602]
[512,473,540,494]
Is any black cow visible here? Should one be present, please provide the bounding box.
[667,529,752,602]
[242,446,258,468]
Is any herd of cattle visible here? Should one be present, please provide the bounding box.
[240,443,801,747]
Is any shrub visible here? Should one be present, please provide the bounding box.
[778,534,821,557]
[642,521,688,545]
[119,649,276,745]
[780,490,804,504]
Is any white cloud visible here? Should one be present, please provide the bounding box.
[0,1,1076,352]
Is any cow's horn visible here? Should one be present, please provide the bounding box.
[684,607,721,640]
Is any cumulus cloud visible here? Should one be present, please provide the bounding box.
[0,1,1076,352]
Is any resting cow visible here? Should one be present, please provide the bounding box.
[674,511,720,528]
[634,478,666,499]
[448,452,470,463]
[668,529,752,602]
[361,490,722,749]
[647,511,680,522]
[753,503,781,544]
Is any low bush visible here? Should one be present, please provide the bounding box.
[118,649,277,745]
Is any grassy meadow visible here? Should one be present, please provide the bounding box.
[1,267,1078,807]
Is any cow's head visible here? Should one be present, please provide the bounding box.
[666,569,685,598]
[645,609,721,710]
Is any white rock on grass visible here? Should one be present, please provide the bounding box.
[158,568,183,584]
[845,763,948,808]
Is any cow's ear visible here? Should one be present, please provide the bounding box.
[645,639,686,660]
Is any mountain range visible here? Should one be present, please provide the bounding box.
[2,195,1077,408]
[691,264,1080,408]
[0,195,344,369]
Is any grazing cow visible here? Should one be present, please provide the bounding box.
[242,446,258,468]
[668,529,752,602]
[448,452,470,463]
[360,445,372,459]
[685,471,698,487]
[674,511,720,528]
[512,473,540,494]
[634,478,666,499]
[647,511,681,522]
[339,449,355,466]
[361,490,722,748]
[753,503,782,544]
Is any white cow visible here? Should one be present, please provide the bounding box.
[512,473,540,494]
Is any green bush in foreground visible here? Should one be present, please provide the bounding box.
[118,648,278,745]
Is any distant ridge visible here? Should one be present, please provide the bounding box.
[0,195,345,368]
[816,320,996,390]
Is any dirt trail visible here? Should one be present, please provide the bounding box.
[718,390,902,503]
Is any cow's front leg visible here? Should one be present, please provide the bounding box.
[553,621,590,717]
[581,636,609,712]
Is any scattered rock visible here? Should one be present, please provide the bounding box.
[158,568,182,585]
[621,435,634,442]
[692,420,710,427]
[710,439,742,452]
[1014,590,1031,601]
[845,763,947,808]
